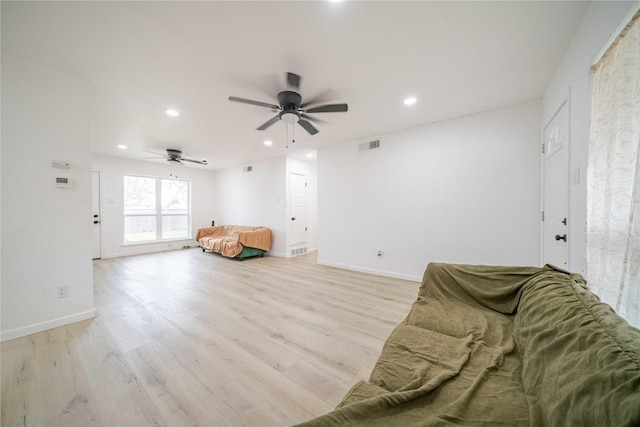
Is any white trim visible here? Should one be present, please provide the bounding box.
[317,259,421,283]
[269,247,318,259]
[1,309,97,342]
[92,170,102,260]
[121,237,195,247]
[102,245,289,259]
[266,251,287,258]
[540,92,572,269]
[102,244,198,259]
[592,2,640,66]
[123,175,192,244]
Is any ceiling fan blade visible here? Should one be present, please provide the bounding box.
[300,88,341,109]
[142,156,167,159]
[300,113,327,124]
[257,115,281,130]
[305,103,349,114]
[229,96,280,110]
[141,149,168,156]
[286,72,301,91]
[181,158,208,165]
[298,119,319,135]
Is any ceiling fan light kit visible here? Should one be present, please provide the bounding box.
[228,72,349,141]
[280,111,300,124]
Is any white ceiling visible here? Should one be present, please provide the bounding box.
[2,1,589,170]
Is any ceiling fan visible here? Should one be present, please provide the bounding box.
[142,148,208,165]
[228,72,348,135]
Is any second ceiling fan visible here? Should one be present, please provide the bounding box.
[228,72,348,135]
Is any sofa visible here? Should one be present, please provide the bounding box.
[296,263,640,426]
[196,225,272,259]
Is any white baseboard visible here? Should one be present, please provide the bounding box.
[1,308,97,342]
[317,259,422,282]
[104,247,288,259]
[101,245,197,259]
[267,251,287,258]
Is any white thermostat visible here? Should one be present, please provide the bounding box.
[54,177,72,188]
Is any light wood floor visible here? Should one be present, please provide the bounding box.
[1,250,419,426]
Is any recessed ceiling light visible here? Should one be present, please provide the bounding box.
[264,140,273,146]
[404,97,417,106]
[117,144,127,150]
[165,109,180,117]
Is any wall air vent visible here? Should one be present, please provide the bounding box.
[243,165,253,172]
[291,247,307,256]
[359,139,380,152]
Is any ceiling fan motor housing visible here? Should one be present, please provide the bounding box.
[278,91,302,123]
[278,91,301,110]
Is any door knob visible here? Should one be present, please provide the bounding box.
[93,220,100,224]
[291,217,296,221]
[555,234,567,241]
[93,214,99,218]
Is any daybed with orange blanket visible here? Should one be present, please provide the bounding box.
[196,225,272,259]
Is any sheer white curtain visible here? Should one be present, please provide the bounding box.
[587,11,640,328]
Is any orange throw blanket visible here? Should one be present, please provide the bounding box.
[196,225,272,258]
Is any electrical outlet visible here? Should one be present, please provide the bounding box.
[56,285,68,299]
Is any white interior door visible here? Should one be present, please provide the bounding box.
[92,171,102,259]
[542,101,569,268]
[289,172,308,245]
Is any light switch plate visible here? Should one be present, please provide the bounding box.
[52,161,71,169]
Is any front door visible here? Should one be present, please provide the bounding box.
[542,101,569,268]
[92,171,102,259]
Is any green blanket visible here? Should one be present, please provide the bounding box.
[515,265,640,426]
[295,263,640,426]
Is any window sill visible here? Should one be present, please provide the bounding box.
[122,237,195,247]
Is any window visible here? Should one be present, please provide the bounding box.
[123,175,191,243]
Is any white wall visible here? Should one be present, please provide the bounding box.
[318,101,542,281]
[1,56,95,341]
[286,157,318,253]
[91,154,217,258]
[542,1,636,275]
[214,157,288,256]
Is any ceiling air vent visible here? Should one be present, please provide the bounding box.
[359,139,380,152]
[243,165,253,172]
